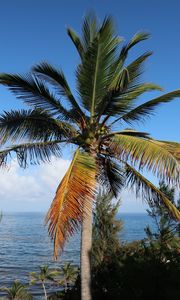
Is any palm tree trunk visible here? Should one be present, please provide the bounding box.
[42,283,47,300]
[80,200,93,300]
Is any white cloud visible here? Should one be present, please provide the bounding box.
[0,158,70,212]
[0,157,147,212]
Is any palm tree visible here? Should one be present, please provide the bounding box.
[30,265,58,300]
[0,14,180,300]
[0,281,32,300]
[58,263,78,292]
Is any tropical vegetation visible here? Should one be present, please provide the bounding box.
[0,13,180,300]
[92,191,123,266]
[0,281,32,300]
[30,266,59,300]
[62,188,180,300]
[57,263,78,293]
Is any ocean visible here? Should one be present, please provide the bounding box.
[0,212,154,298]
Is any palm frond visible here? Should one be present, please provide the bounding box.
[98,156,124,197]
[126,52,153,84]
[109,134,180,183]
[0,109,76,144]
[102,129,150,140]
[45,149,97,258]
[106,32,150,89]
[118,32,150,65]
[125,163,180,221]
[120,90,180,124]
[81,13,98,51]
[32,63,85,124]
[0,73,72,121]
[0,140,63,168]
[67,28,84,59]
[150,140,180,163]
[101,83,161,125]
[77,16,119,118]
[109,51,153,91]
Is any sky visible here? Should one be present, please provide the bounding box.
[0,0,179,212]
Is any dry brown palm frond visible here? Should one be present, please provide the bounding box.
[45,149,98,258]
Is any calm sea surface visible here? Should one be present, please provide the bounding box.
[0,212,154,298]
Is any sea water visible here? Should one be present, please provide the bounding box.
[0,212,154,298]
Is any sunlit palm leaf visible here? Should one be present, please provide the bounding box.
[109,134,180,183]
[125,162,180,220]
[0,109,76,144]
[0,140,62,168]
[154,140,180,162]
[45,149,97,258]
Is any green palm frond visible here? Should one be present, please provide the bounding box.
[98,157,124,198]
[109,51,153,91]
[102,83,162,120]
[0,73,73,121]
[118,32,150,64]
[107,32,150,87]
[77,16,119,119]
[46,149,98,258]
[67,13,99,59]
[0,109,76,144]
[0,140,63,168]
[102,129,150,139]
[32,62,85,124]
[30,266,59,287]
[125,52,153,84]
[125,163,180,221]
[81,13,98,51]
[0,281,32,300]
[67,27,84,59]
[119,90,180,124]
[109,134,180,183]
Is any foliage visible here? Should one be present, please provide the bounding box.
[143,181,180,260]
[0,281,32,300]
[30,265,59,284]
[59,185,180,300]
[57,263,78,292]
[0,13,179,257]
[46,264,78,300]
[91,244,180,300]
[30,266,59,300]
[92,191,123,266]
[62,241,180,300]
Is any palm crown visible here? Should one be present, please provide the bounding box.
[0,14,179,258]
[0,281,32,300]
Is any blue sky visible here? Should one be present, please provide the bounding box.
[0,0,179,212]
